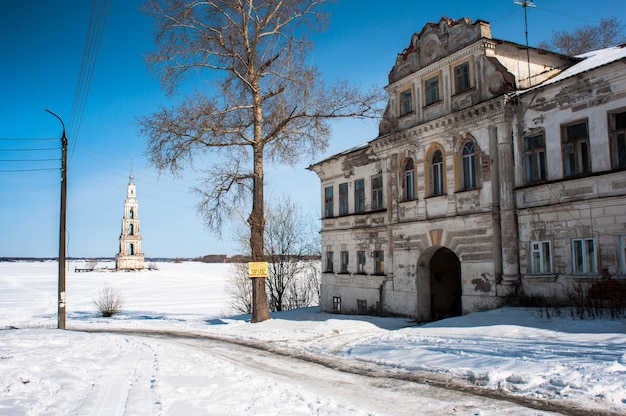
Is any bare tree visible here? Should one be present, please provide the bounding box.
[138,0,383,322]
[538,17,626,55]
[226,263,253,314]
[264,197,320,311]
[229,196,321,313]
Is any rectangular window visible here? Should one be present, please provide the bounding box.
[357,299,367,315]
[530,241,552,274]
[610,111,626,168]
[562,120,591,177]
[425,76,440,105]
[524,133,547,182]
[354,179,365,213]
[454,61,471,93]
[325,251,334,273]
[324,186,333,218]
[572,238,596,274]
[373,250,384,274]
[339,183,348,215]
[399,89,413,116]
[371,174,383,210]
[357,251,366,274]
[340,251,349,273]
[333,296,341,313]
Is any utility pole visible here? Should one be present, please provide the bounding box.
[514,0,536,87]
[46,109,67,330]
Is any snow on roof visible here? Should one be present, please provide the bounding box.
[523,44,626,92]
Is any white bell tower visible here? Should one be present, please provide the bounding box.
[115,170,145,270]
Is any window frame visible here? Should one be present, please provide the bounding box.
[332,296,341,313]
[571,238,597,274]
[404,158,416,201]
[324,186,333,218]
[461,141,477,190]
[357,250,366,274]
[609,110,626,169]
[424,74,440,106]
[529,240,552,275]
[399,88,413,116]
[338,182,349,216]
[373,250,384,275]
[340,250,349,273]
[453,61,471,94]
[523,132,547,183]
[619,235,626,276]
[371,173,384,210]
[431,149,445,196]
[562,119,591,177]
[354,179,365,213]
[325,251,334,273]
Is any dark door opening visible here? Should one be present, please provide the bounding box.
[429,247,462,320]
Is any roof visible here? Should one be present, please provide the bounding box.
[521,44,626,93]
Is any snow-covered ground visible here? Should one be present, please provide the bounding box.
[1,261,625,415]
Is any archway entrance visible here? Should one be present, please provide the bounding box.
[416,247,462,321]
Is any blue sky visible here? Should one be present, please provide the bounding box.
[1,0,624,258]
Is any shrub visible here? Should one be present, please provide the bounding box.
[93,284,124,317]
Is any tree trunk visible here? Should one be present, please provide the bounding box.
[250,141,271,322]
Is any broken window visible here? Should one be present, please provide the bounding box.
[572,238,596,274]
[610,110,626,169]
[339,182,348,215]
[454,61,471,93]
[530,241,552,274]
[425,76,440,105]
[324,186,333,218]
[562,120,591,177]
[357,250,366,274]
[431,149,444,196]
[340,251,349,273]
[524,133,547,183]
[404,158,415,200]
[371,174,383,210]
[400,89,413,116]
[462,141,476,190]
[354,179,365,213]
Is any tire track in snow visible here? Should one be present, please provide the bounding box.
[76,327,622,416]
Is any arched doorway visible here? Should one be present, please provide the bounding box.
[416,247,462,321]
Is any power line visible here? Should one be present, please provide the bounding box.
[0,147,59,152]
[0,138,57,141]
[68,0,111,160]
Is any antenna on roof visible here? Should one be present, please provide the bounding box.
[514,0,536,86]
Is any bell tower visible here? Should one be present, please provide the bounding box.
[115,170,145,270]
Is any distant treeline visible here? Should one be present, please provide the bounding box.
[1,254,321,264]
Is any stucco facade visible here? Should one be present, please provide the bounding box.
[309,17,626,320]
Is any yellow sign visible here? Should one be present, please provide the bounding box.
[248,262,269,278]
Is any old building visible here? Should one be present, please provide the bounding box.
[308,17,626,320]
[513,46,626,300]
[115,171,145,270]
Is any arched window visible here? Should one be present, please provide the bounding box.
[129,208,134,219]
[462,141,477,190]
[431,150,444,196]
[129,243,134,255]
[404,158,415,200]
[129,223,134,235]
